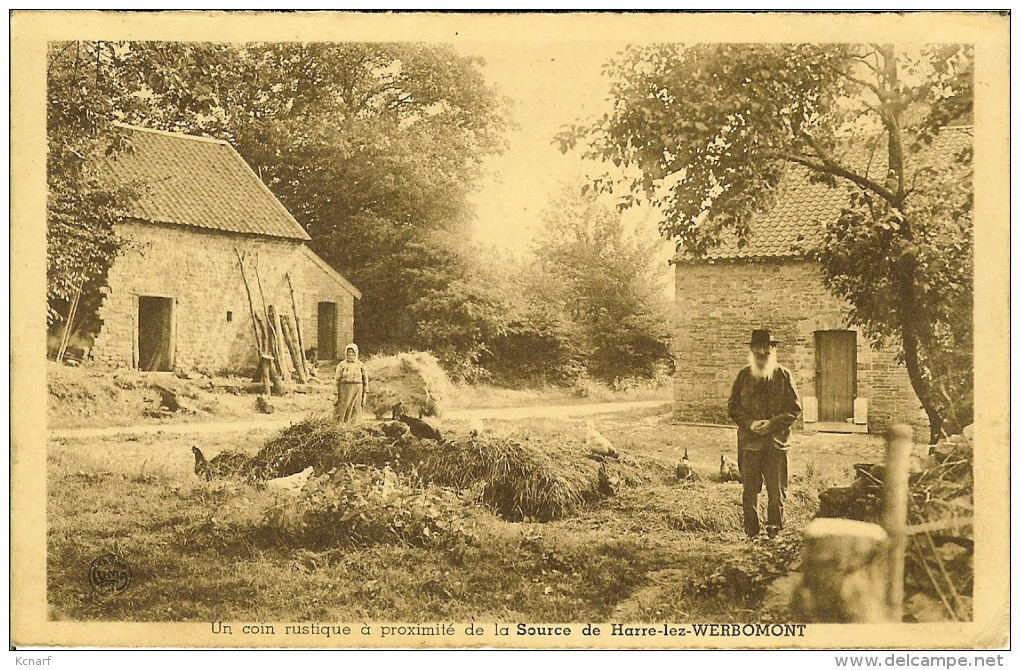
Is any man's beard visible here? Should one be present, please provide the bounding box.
[748,350,778,380]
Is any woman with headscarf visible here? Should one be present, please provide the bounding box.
[334,343,368,423]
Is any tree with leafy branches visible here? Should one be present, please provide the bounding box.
[208,43,510,352]
[46,41,510,360]
[47,41,127,337]
[558,43,973,439]
[46,41,238,344]
[531,183,672,383]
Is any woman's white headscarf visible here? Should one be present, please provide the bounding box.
[345,343,359,358]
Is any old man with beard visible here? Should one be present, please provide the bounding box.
[728,329,802,539]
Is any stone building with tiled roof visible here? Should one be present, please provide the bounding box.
[90,125,361,374]
[673,127,972,434]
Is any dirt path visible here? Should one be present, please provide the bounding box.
[49,399,670,439]
[448,399,668,421]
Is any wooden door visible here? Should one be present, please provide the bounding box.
[815,330,856,422]
[317,302,337,360]
[138,296,174,371]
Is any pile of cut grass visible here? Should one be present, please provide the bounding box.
[248,417,411,481]
[253,416,614,521]
[417,432,602,521]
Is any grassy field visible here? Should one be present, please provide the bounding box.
[47,407,887,622]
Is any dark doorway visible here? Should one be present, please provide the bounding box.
[815,330,856,423]
[317,302,337,360]
[138,296,174,371]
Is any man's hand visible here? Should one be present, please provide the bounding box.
[750,419,770,435]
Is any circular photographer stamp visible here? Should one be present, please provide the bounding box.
[88,554,131,594]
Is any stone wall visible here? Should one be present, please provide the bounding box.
[299,250,356,361]
[91,220,357,375]
[672,258,927,432]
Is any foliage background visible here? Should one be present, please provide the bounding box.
[559,43,974,435]
[46,40,673,385]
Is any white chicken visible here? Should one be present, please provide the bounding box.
[719,454,742,483]
[583,420,618,459]
[265,466,314,494]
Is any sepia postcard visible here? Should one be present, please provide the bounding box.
[10,10,1010,652]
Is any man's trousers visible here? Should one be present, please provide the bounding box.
[738,446,788,537]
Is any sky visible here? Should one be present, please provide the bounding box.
[454,40,660,255]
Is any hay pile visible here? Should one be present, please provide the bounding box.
[363,352,451,419]
[247,416,615,521]
[417,432,603,521]
[249,418,406,481]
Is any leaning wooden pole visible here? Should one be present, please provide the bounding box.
[252,253,270,327]
[235,248,274,396]
[268,304,291,384]
[251,255,287,394]
[56,277,85,363]
[883,424,913,622]
[234,248,264,357]
[285,272,308,380]
[280,314,307,383]
[251,252,278,369]
[253,314,272,397]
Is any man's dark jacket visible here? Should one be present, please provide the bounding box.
[728,365,802,451]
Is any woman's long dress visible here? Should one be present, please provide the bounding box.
[334,361,367,423]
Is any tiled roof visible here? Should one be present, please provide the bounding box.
[694,127,973,261]
[98,125,311,241]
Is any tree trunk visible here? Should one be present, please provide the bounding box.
[253,314,269,361]
[267,353,287,396]
[792,518,891,622]
[285,272,308,379]
[258,355,272,397]
[254,313,285,395]
[268,305,291,384]
[280,314,307,383]
[901,320,944,445]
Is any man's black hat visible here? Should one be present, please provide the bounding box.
[746,329,780,347]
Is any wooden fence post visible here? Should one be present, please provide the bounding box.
[883,423,913,622]
[792,517,891,622]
